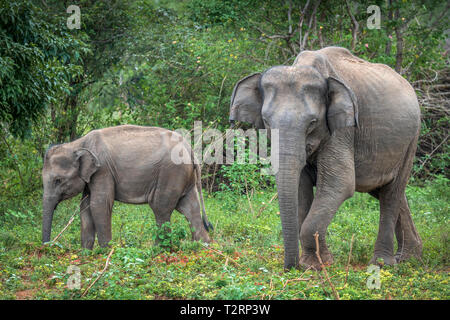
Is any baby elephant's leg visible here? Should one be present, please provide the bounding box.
[176,186,210,243]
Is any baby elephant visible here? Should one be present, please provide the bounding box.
[42,125,212,248]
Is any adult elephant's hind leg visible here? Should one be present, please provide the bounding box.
[371,138,419,266]
[176,186,210,242]
[371,182,401,265]
[369,188,422,264]
[394,193,422,263]
[149,188,179,244]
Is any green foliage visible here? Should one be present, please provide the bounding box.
[0,179,448,299]
[0,0,87,137]
[187,0,252,28]
[0,0,448,301]
[153,222,188,252]
[219,161,275,195]
[0,131,44,215]
[414,107,450,179]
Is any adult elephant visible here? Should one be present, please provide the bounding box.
[42,125,212,249]
[229,47,422,270]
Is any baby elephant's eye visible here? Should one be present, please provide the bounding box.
[54,178,62,186]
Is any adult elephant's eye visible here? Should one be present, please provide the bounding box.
[307,118,318,134]
[54,178,62,186]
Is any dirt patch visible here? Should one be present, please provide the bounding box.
[15,288,36,300]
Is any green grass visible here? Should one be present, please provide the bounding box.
[0,176,448,300]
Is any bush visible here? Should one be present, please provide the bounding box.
[153,222,188,251]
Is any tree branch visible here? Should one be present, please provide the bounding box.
[314,231,340,300]
[345,0,359,51]
[81,247,115,298]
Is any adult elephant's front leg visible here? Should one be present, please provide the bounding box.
[80,188,96,249]
[88,175,115,247]
[299,131,355,269]
[298,165,315,236]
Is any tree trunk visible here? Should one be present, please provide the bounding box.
[394,6,404,73]
[385,0,393,56]
[345,0,359,51]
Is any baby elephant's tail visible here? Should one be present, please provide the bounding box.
[194,164,214,232]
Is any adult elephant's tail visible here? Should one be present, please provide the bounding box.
[194,163,214,232]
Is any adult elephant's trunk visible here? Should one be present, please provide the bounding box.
[42,195,58,243]
[276,132,305,270]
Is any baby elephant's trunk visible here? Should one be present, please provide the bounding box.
[42,195,58,243]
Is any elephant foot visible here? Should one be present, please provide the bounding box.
[394,244,422,263]
[299,251,334,270]
[192,231,211,243]
[369,253,396,267]
[81,243,94,250]
[98,239,112,248]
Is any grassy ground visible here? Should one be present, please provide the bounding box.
[0,176,448,300]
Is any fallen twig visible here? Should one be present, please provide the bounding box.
[81,247,115,298]
[412,134,449,178]
[216,75,227,110]
[256,192,278,218]
[201,243,241,267]
[244,177,255,217]
[314,232,340,300]
[344,234,355,285]
[282,266,312,289]
[38,195,89,250]
[313,269,330,297]
[51,202,90,246]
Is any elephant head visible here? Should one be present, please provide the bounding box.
[230,59,358,269]
[42,145,100,243]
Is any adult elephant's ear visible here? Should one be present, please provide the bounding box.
[75,148,100,183]
[326,77,359,133]
[229,73,264,129]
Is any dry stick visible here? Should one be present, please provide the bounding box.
[216,75,227,110]
[51,206,89,246]
[313,231,340,300]
[209,164,218,194]
[282,266,312,289]
[344,234,355,286]
[397,229,405,263]
[50,212,78,246]
[243,177,255,217]
[312,269,330,297]
[81,247,115,298]
[42,195,89,248]
[412,134,449,178]
[256,192,278,218]
[200,243,241,267]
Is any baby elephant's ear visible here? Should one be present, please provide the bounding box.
[326,77,359,133]
[75,149,100,183]
[229,73,264,129]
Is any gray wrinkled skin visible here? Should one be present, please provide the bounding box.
[230,47,422,270]
[42,125,212,249]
